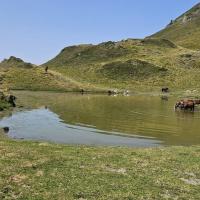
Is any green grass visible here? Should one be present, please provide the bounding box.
[2,67,84,92]
[42,38,200,91]
[0,88,12,112]
[0,100,11,111]
[0,56,34,69]
[99,59,168,80]
[1,39,200,92]
[0,56,84,92]
[0,132,200,199]
[151,3,200,50]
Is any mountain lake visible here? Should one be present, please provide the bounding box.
[0,90,200,147]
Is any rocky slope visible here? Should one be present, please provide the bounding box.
[151,3,200,50]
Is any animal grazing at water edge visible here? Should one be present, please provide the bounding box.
[174,99,197,111]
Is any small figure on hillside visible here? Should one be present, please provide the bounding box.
[45,66,49,73]
[169,19,174,25]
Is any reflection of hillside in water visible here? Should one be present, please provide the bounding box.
[0,108,161,147]
[13,91,200,146]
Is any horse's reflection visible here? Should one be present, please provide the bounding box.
[175,110,195,120]
[161,96,169,101]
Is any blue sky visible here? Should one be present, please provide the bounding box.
[0,0,199,64]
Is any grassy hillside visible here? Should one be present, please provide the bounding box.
[43,38,200,91]
[151,3,200,50]
[0,56,35,69]
[1,40,200,92]
[2,4,200,92]
[0,131,200,199]
[3,67,84,92]
[0,57,85,92]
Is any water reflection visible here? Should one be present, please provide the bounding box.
[160,95,169,101]
[1,91,200,146]
[0,108,161,147]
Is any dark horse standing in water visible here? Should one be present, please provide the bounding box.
[175,100,195,111]
[162,88,169,93]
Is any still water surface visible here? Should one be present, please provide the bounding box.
[0,91,200,147]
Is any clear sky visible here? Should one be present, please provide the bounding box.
[0,0,199,64]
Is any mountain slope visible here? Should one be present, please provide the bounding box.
[2,3,200,92]
[43,38,200,90]
[0,56,35,68]
[151,3,200,50]
[42,3,200,91]
[0,57,83,92]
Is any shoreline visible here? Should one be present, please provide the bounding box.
[10,88,200,98]
[1,90,200,148]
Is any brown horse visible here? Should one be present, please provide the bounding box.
[194,99,200,105]
[175,100,195,111]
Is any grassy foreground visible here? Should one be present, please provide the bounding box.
[0,132,200,199]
